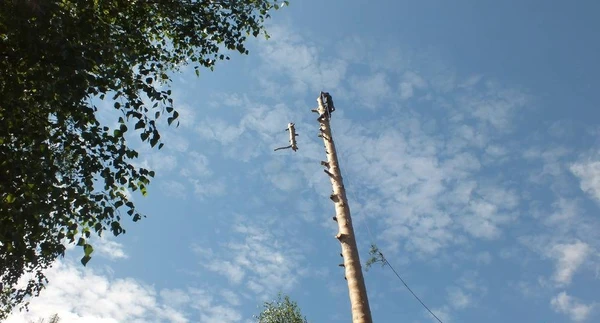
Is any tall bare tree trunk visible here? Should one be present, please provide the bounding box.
[315,93,373,323]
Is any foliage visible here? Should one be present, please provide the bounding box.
[254,293,308,323]
[30,313,60,323]
[365,244,387,271]
[0,0,287,318]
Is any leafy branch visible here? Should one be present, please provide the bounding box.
[365,244,387,271]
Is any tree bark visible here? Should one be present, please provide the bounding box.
[316,94,373,323]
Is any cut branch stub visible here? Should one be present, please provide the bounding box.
[335,232,347,241]
[324,169,335,178]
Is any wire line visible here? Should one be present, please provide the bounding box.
[378,253,444,323]
[341,152,443,323]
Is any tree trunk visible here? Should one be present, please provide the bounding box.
[316,94,373,323]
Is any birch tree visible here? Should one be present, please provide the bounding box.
[0,0,287,318]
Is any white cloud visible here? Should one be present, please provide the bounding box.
[447,287,472,309]
[189,178,226,199]
[571,160,600,202]
[550,241,591,286]
[197,305,242,323]
[513,280,542,299]
[427,306,451,323]
[455,80,530,132]
[545,198,580,225]
[161,131,190,153]
[399,82,414,100]
[328,116,517,256]
[5,260,246,323]
[522,146,572,185]
[256,24,348,95]
[161,288,243,323]
[160,180,188,199]
[399,71,427,100]
[195,118,245,145]
[184,152,212,177]
[134,143,179,174]
[5,261,188,323]
[458,74,483,88]
[192,102,305,162]
[520,235,593,288]
[94,237,128,260]
[205,260,245,284]
[484,144,508,158]
[349,72,392,109]
[160,289,191,308]
[194,221,303,299]
[459,186,518,240]
[171,102,196,129]
[220,290,241,306]
[263,158,302,192]
[551,291,596,322]
[475,251,492,265]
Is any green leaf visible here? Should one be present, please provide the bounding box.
[135,120,145,130]
[111,221,123,236]
[83,244,94,257]
[150,132,160,147]
[81,255,92,266]
[5,194,16,203]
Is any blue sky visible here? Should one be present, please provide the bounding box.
[6,1,600,322]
